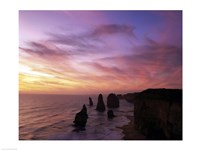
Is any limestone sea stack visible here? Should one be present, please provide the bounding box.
[96,94,105,112]
[107,93,120,108]
[73,104,88,129]
[89,97,93,106]
[107,110,115,119]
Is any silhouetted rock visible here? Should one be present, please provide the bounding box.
[132,89,182,140]
[117,94,123,99]
[73,104,88,129]
[107,110,115,119]
[107,93,119,108]
[96,94,105,112]
[123,92,140,103]
[89,97,93,106]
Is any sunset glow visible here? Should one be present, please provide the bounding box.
[19,11,182,94]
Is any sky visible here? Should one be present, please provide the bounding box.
[19,10,182,94]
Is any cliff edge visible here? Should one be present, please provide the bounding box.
[124,88,182,140]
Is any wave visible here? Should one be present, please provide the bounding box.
[19,94,134,140]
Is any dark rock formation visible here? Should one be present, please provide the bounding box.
[89,97,93,106]
[117,94,123,99]
[132,89,182,140]
[123,92,139,103]
[107,93,119,108]
[107,110,115,119]
[96,94,105,112]
[73,104,88,129]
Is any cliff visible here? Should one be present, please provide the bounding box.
[124,88,182,140]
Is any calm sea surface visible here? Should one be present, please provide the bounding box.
[19,94,134,140]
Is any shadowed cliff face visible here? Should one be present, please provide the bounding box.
[124,88,182,140]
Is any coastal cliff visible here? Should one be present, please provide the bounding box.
[124,88,182,140]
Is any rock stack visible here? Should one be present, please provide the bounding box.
[96,94,105,112]
[73,104,88,129]
[107,110,115,119]
[107,93,120,108]
[89,97,93,106]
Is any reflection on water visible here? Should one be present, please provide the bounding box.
[19,94,134,140]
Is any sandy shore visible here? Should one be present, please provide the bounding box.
[119,116,145,140]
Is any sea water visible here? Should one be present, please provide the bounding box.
[19,94,134,140]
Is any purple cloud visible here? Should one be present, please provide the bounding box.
[20,41,68,57]
[91,24,135,37]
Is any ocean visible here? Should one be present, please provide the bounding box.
[19,94,134,140]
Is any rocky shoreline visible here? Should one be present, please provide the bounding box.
[119,115,145,140]
[72,88,182,140]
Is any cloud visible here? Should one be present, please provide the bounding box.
[96,37,182,89]
[19,18,182,94]
[85,62,124,75]
[48,32,97,49]
[91,24,135,37]
[20,41,69,57]
[47,24,135,53]
[133,46,181,67]
[99,47,181,70]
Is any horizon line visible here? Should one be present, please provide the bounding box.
[19,88,182,96]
